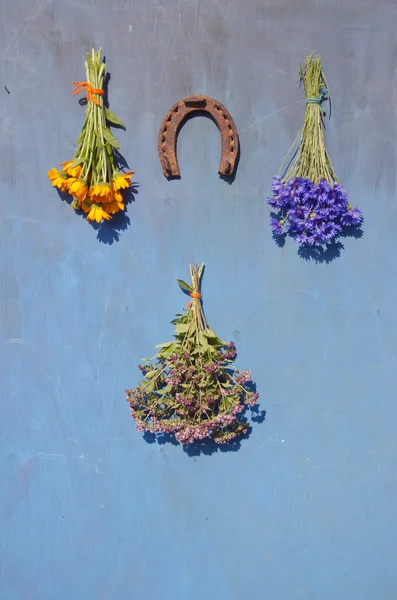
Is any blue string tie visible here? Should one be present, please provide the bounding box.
[306,85,329,116]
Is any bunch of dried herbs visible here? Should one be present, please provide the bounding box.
[48,48,133,223]
[126,264,259,446]
[268,53,362,249]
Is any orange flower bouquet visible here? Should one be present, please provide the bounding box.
[48,48,133,223]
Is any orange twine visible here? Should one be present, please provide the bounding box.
[186,291,201,308]
[72,81,104,106]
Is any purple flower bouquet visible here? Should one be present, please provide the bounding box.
[126,263,259,447]
[268,54,362,250]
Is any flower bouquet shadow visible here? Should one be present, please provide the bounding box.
[94,182,139,245]
[297,223,363,263]
[56,182,139,244]
[271,209,364,264]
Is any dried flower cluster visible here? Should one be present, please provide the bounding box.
[48,48,133,223]
[126,264,259,446]
[268,54,362,248]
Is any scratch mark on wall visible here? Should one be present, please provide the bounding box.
[238,99,304,134]
[6,338,35,346]
[38,453,64,459]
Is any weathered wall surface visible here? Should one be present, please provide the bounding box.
[1,0,397,598]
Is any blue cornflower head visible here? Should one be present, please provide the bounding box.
[340,206,362,226]
[270,217,284,236]
[268,176,291,209]
[267,175,362,249]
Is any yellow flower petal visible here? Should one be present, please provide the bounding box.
[60,161,82,178]
[102,201,121,215]
[112,171,134,190]
[67,178,88,201]
[86,205,111,223]
[47,168,69,192]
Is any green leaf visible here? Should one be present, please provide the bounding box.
[175,323,190,334]
[204,328,217,339]
[103,127,121,150]
[155,341,173,348]
[198,331,209,349]
[145,370,157,379]
[145,380,156,392]
[76,128,86,144]
[177,279,192,293]
[156,385,173,396]
[71,158,84,168]
[105,107,126,129]
[156,342,176,358]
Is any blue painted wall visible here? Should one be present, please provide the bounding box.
[1,0,397,598]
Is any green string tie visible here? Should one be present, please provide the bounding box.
[306,85,329,116]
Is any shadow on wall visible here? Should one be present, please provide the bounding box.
[142,404,266,458]
[56,184,139,244]
[272,222,364,264]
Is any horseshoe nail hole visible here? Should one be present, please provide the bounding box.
[163,126,167,132]
[231,147,234,152]
[230,136,234,142]
[223,114,228,120]
[174,107,179,113]
[228,124,232,130]
[215,105,221,111]
[184,98,207,108]
[162,135,166,142]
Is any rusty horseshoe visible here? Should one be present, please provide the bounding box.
[158,95,239,179]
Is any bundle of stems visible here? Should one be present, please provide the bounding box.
[281,54,336,184]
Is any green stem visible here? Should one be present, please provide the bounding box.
[281,54,338,185]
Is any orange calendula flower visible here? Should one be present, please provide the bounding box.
[112,171,134,190]
[88,184,112,203]
[67,178,88,202]
[86,204,111,223]
[113,190,125,210]
[102,200,121,215]
[47,168,69,192]
[60,161,83,178]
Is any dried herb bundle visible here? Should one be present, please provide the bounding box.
[268,53,362,248]
[48,48,133,223]
[126,264,259,446]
